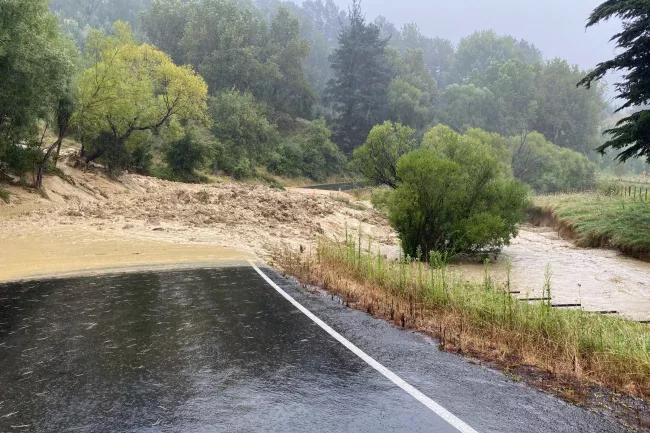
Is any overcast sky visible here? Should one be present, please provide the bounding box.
[331,0,622,99]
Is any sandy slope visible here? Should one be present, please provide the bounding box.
[0,161,398,282]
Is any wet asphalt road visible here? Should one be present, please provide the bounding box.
[0,265,627,433]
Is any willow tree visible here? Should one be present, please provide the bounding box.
[75,22,209,171]
[579,0,650,161]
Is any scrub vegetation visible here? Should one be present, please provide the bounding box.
[274,235,650,398]
[353,123,530,258]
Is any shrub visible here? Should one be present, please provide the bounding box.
[1,142,42,181]
[0,189,10,203]
[164,127,214,181]
[210,89,278,178]
[351,121,417,189]
[268,119,346,181]
[387,129,529,258]
[232,157,254,180]
[370,187,392,213]
[88,132,132,173]
[509,132,596,193]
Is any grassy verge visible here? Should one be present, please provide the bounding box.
[273,235,650,399]
[533,192,650,258]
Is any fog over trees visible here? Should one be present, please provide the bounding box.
[334,0,622,97]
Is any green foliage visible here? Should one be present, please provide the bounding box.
[289,237,650,396]
[2,142,42,181]
[369,187,392,213]
[387,130,529,257]
[164,127,214,181]
[389,23,455,87]
[386,78,428,130]
[386,48,437,99]
[0,188,9,203]
[436,84,497,132]
[269,119,346,181]
[0,0,77,177]
[351,121,417,189]
[267,6,317,118]
[76,22,209,171]
[471,59,540,137]
[510,132,596,193]
[536,192,650,256]
[535,59,605,154]
[452,30,542,84]
[50,0,149,33]
[144,0,315,118]
[140,0,190,65]
[325,0,391,153]
[89,132,133,173]
[579,0,650,162]
[209,89,278,178]
[439,31,605,161]
[385,47,437,130]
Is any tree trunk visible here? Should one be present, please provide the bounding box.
[53,140,63,164]
[36,138,62,189]
[84,150,102,164]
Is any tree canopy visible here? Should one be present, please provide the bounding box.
[0,0,619,189]
[76,22,209,170]
[325,0,391,153]
[142,0,315,119]
[386,125,529,257]
[0,0,78,180]
[579,0,650,162]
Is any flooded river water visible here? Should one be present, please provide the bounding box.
[451,225,650,321]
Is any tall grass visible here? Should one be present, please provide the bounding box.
[275,234,650,397]
[534,192,650,257]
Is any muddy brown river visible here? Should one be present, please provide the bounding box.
[450,225,650,321]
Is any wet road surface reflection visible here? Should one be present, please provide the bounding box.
[0,267,458,433]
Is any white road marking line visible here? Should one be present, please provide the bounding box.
[250,262,479,433]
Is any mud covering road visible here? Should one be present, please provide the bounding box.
[0,264,626,433]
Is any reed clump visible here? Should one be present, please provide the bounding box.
[274,234,650,398]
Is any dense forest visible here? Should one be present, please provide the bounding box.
[0,0,638,198]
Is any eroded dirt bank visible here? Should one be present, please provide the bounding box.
[0,164,397,282]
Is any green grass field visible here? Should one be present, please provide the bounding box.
[534,192,650,257]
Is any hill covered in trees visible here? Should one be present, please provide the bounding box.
[1,0,621,195]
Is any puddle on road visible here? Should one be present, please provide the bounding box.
[450,225,650,321]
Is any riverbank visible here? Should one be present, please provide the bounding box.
[532,192,650,261]
[273,237,650,431]
[450,223,650,322]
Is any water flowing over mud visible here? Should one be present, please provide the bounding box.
[451,225,650,321]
